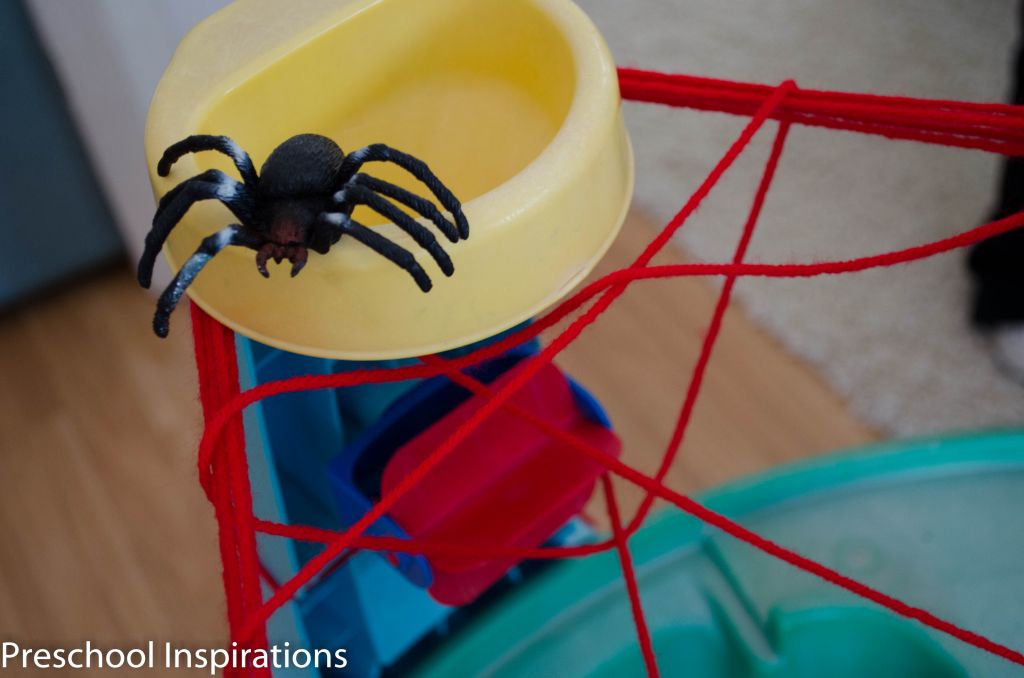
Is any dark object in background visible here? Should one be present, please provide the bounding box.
[0,0,120,309]
[140,133,469,338]
[969,2,1024,327]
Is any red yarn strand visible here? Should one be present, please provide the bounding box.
[604,476,661,677]
[618,68,1024,154]
[191,309,247,677]
[191,306,269,677]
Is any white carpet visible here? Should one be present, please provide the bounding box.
[580,0,1024,436]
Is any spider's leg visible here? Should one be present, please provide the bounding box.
[343,185,454,277]
[152,225,259,338]
[339,144,469,239]
[320,213,432,292]
[139,170,253,288]
[158,134,258,186]
[152,169,247,223]
[349,174,460,243]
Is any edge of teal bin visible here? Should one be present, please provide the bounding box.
[408,428,1024,677]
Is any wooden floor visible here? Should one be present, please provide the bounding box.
[0,210,874,670]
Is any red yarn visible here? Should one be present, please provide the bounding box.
[619,68,1024,154]
[189,70,1024,675]
[191,308,269,678]
[188,311,268,678]
[603,476,660,677]
[191,312,244,639]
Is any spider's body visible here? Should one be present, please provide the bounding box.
[139,133,469,337]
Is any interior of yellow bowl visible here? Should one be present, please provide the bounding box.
[197,1,576,224]
[148,0,632,359]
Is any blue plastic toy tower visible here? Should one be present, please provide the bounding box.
[234,330,615,677]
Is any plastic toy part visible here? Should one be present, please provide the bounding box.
[145,0,633,359]
[383,359,622,605]
[328,343,619,602]
[329,349,540,590]
[235,336,454,678]
[235,327,613,676]
[409,431,1024,677]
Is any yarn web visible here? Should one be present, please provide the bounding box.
[190,68,1024,678]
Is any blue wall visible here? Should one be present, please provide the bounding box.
[0,0,121,307]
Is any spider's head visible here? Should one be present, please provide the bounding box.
[256,202,321,278]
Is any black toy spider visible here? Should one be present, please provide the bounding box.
[138,133,469,337]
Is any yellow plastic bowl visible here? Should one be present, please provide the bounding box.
[146,0,633,360]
